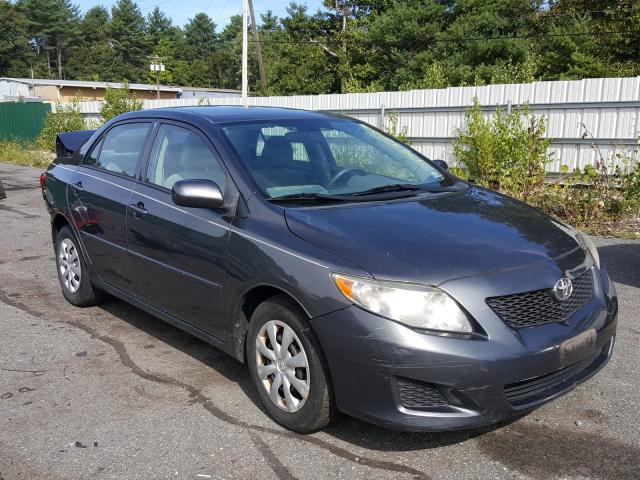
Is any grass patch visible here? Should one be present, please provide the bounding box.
[0,141,54,168]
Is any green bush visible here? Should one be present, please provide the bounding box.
[385,111,410,145]
[36,100,85,152]
[531,148,640,229]
[453,103,640,236]
[453,98,551,201]
[100,84,143,122]
[621,159,640,215]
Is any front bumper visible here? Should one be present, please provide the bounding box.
[311,265,618,432]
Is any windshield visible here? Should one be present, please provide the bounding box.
[221,118,453,200]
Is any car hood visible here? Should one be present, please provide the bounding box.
[284,187,580,285]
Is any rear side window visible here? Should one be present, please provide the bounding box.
[84,123,151,177]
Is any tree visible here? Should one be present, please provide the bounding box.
[354,0,449,90]
[18,0,81,78]
[184,13,217,60]
[66,6,115,81]
[321,1,382,92]
[37,99,85,151]
[82,6,110,44]
[260,10,279,31]
[147,7,173,48]
[0,0,31,77]
[208,14,244,89]
[100,84,143,121]
[537,17,610,80]
[5,0,640,94]
[110,0,149,81]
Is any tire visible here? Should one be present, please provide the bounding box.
[247,295,337,433]
[55,225,107,307]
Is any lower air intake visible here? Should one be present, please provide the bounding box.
[397,377,448,408]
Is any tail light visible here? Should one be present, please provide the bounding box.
[39,172,46,189]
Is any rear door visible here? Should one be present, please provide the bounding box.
[126,122,230,340]
[70,121,152,291]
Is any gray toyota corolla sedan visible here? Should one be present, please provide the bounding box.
[41,106,618,433]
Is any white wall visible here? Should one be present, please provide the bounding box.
[73,77,640,173]
[0,80,30,101]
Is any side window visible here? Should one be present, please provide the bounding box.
[146,124,227,191]
[86,123,151,177]
[84,138,104,168]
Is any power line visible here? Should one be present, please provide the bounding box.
[362,0,639,22]
[211,0,233,22]
[253,29,639,47]
[140,0,179,13]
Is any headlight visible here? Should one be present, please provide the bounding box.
[332,273,472,333]
[576,231,600,268]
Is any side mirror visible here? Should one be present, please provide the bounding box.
[172,179,224,209]
[432,159,448,170]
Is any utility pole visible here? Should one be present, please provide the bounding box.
[242,0,249,107]
[149,58,165,100]
[248,0,266,90]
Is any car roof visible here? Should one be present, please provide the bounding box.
[117,106,342,124]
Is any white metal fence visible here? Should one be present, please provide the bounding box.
[72,76,640,173]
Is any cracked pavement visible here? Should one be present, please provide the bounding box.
[1,163,640,480]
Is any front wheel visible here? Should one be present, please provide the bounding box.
[247,295,337,433]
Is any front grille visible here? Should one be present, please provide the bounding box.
[486,270,594,329]
[504,355,594,405]
[397,377,448,408]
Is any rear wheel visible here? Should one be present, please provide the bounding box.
[55,226,106,307]
[247,295,337,433]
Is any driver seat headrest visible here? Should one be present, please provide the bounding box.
[261,137,293,165]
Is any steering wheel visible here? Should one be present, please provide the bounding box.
[328,168,366,187]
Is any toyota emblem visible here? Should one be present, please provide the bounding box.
[552,277,573,302]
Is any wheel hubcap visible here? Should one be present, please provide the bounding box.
[58,238,81,294]
[255,320,310,413]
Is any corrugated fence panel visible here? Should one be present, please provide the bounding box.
[70,76,640,172]
[0,102,51,142]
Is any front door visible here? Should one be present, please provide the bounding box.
[70,121,152,291]
[126,123,230,340]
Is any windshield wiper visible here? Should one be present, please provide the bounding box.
[268,192,350,203]
[351,183,428,197]
[269,183,459,204]
[351,183,460,197]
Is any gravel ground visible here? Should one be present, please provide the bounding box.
[1,163,639,480]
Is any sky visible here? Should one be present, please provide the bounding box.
[73,0,327,29]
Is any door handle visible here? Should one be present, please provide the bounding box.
[71,181,84,191]
[129,202,148,218]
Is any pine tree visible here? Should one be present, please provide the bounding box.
[0,0,32,77]
[18,0,81,79]
[184,12,217,60]
[147,7,173,48]
[110,0,149,81]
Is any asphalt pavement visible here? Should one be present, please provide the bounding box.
[1,163,639,480]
